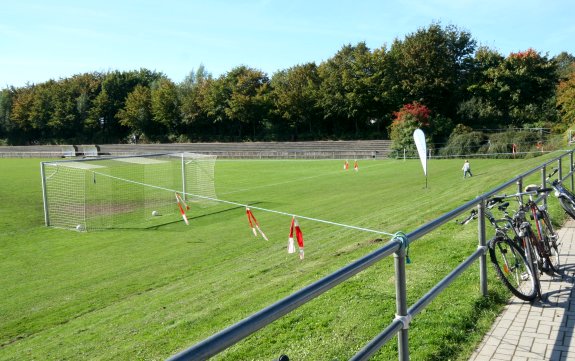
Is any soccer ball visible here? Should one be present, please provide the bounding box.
[76,224,84,231]
[152,210,159,216]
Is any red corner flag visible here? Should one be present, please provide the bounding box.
[175,192,189,225]
[288,217,304,259]
[288,217,296,254]
[354,160,358,172]
[246,207,268,240]
[294,218,304,259]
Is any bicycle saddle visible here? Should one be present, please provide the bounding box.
[524,184,540,192]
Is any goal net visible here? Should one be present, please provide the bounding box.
[41,153,217,231]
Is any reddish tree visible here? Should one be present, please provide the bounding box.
[392,101,431,127]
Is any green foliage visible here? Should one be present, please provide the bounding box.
[271,63,321,140]
[557,63,575,127]
[317,42,382,137]
[440,131,486,157]
[223,66,272,140]
[482,130,542,158]
[466,48,558,129]
[457,96,503,129]
[151,78,181,137]
[387,23,476,119]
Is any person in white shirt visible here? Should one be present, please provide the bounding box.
[462,160,472,178]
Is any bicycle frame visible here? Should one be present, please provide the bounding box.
[547,168,575,200]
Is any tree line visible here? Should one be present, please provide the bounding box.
[0,23,574,152]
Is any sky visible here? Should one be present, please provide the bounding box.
[1,0,574,88]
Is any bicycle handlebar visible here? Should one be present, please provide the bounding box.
[491,187,552,202]
[456,209,478,225]
[547,167,559,179]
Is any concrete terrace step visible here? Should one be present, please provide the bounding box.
[0,140,393,159]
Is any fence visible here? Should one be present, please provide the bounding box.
[167,149,575,361]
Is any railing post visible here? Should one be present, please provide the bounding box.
[558,158,563,183]
[477,199,488,296]
[571,151,574,191]
[541,167,547,208]
[517,179,523,206]
[394,244,409,361]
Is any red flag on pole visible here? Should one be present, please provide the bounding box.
[287,217,295,254]
[294,218,304,259]
[246,207,268,240]
[175,192,189,225]
[288,217,304,259]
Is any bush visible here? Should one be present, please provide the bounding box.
[439,131,486,157]
[481,131,541,158]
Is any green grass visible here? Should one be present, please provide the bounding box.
[0,155,568,360]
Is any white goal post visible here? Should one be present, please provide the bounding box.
[40,153,217,231]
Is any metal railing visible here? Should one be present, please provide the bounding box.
[167,149,575,361]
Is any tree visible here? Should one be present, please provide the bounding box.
[0,88,13,142]
[368,46,396,136]
[270,63,321,140]
[389,102,431,156]
[151,78,181,140]
[179,66,215,140]
[553,52,575,80]
[460,47,507,128]
[9,85,50,144]
[219,66,272,140]
[387,23,476,119]
[503,49,558,127]
[466,48,558,128]
[67,72,103,142]
[116,84,153,141]
[89,69,164,142]
[557,63,575,128]
[318,42,379,137]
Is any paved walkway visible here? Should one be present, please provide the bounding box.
[469,219,575,361]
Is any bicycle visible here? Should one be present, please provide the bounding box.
[546,167,575,221]
[458,198,538,301]
[521,185,561,275]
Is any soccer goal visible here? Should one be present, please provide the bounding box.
[40,153,217,231]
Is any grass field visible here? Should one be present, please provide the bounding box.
[0,154,569,360]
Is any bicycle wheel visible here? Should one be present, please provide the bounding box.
[539,209,561,274]
[488,236,537,301]
[559,196,575,220]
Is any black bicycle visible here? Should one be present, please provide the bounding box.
[459,199,538,301]
[522,185,561,274]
